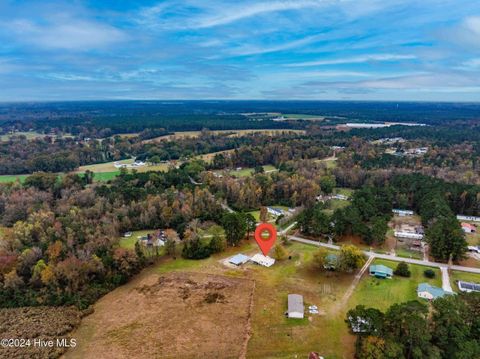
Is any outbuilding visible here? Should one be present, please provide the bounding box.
[369,264,393,279]
[286,294,304,319]
[228,253,250,266]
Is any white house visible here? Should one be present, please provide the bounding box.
[457,215,480,222]
[267,207,285,217]
[392,209,414,216]
[251,253,275,267]
[394,231,424,240]
[286,294,304,319]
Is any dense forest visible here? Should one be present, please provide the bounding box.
[347,293,480,358]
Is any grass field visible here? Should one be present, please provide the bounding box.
[450,271,480,291]
[282,114,325,120]
[348,259,442,311]
[0,174,29,183]
[396,247,423,260]
[230,164,277,177]
[147,129,305,142]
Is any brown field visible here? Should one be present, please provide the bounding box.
[0,306,83,358]
[65,271,255,359]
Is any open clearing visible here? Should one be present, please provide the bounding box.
[66,271,254,359]
[146,129,305,142]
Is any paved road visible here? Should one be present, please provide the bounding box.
[288,235,480,274]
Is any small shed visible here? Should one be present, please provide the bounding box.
[417,283,448,300]
[369,264,393,279]
[286,294,304,319]
[228,254,250,266]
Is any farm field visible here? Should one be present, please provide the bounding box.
[146,129,305,142]
[281,114,325,120]
[347,259,442,311]
[66,271,255,359]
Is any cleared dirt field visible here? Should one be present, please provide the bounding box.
[65,272,254,359]
[0,306,83,358]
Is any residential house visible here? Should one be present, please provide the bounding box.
[323,253,339,270]
[461,223,476,234]
[417,283,450,300]
[392,209,414,216]
[369,264,393,279]
[251,253,275,267]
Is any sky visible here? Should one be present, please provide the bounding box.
[1,0,480,101]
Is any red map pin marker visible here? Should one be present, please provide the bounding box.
[254,223,277,256]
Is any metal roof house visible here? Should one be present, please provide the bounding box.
[228,254,250,266]
[369,264,393,279]
[417,283,450,300]
[323,253,339,270]
[392,209,414,216]
[286,294,304,319]
[458,281,480,293]
[251,253,275,267]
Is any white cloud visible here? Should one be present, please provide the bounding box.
[194,0,334,28]
[285,54,417,67]
[5,17,126,51]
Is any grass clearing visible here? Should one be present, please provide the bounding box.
[0,174,29,183]
[230,165,277,177]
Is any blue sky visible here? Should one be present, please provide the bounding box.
[1,0,480,101]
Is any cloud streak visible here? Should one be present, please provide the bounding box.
[285,54,417,67]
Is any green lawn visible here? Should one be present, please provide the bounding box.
[230,165,277,177]
[396,247,423,260]
[450,271,480,291]
[335,188,354,197]
[348,259,442,311]
[0,174,29,183]
[118,229,157,249]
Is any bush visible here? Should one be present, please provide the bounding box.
[394,262,411,277]
[424,269,436,278]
